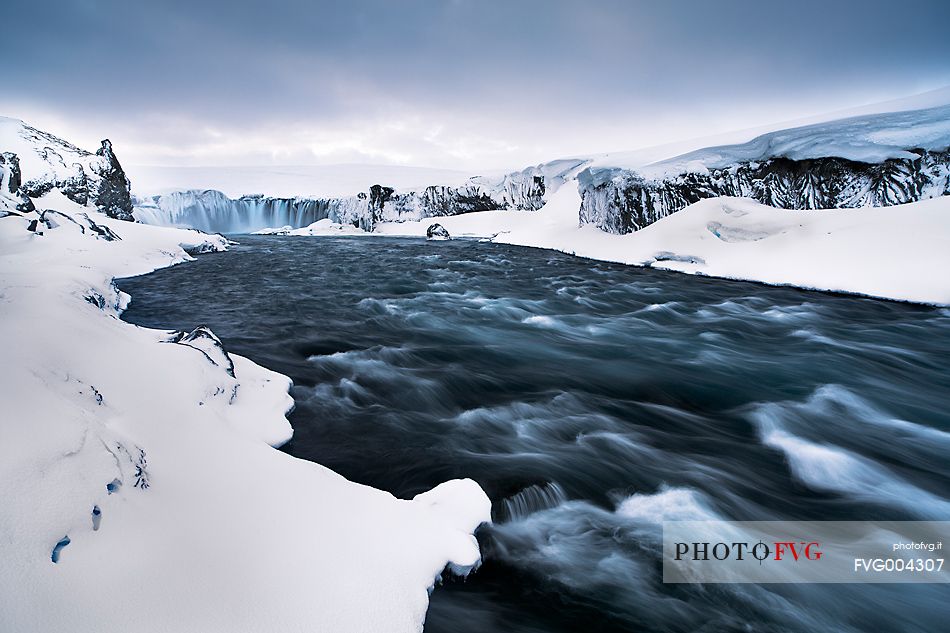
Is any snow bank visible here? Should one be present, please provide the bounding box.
[0,195,491,632]
[369,186,950,306]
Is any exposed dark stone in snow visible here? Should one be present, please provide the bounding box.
[82,214,122,241]
[84,290,108,309]
[92,505,101,531]
[578,149,950,234]
[367,184,395,230]
[132,447,149,489]
[1,152,22,193]
[92,140,135,221]
[51,535,70,563]
[171,325,236,378]
[426,223,451,240]
[20,174,55,199]
[0,152,36,212]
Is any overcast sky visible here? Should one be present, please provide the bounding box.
[4,0,950,170]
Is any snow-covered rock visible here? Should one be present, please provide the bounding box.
[0,129,491,632]
[0,151,35,213]
[577,104,950,234]
[425,223,450,240]
[0,117,134,220]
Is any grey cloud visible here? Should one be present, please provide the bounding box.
[4,0,950,169]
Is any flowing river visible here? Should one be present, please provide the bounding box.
[118,235,950,633]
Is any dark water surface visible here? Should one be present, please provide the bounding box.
[118,235,950,632]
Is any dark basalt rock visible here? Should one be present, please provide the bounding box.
[1,152,36,212]
[11,135,135,221]
[170,325,236,378]
[426,223,451,240]
[19,175,55,199]
[92,140,135,221]
[82,214,122,241]
[365,184,396,231]
[58,165,90,206]
[1,152,22,193]
[579,149,950,234]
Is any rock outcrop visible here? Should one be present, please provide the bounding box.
[578,150,950,234]
[577,104,950,234]
[0,152,35,213]
[90,140,134,220]
[426,223,450,240]
[0,116,135,220]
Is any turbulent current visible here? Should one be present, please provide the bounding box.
[117,235,950,633]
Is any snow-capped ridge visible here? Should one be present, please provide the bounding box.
[575,103,950,234]
[0,116,134,220]
[642,103,950,177]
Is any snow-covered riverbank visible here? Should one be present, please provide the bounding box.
[260,186,950,306]
[0,192,491,632]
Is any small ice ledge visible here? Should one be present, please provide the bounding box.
[413,479,492,581]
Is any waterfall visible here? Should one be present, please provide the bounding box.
[134,189,346,234]
[132,169,554,234]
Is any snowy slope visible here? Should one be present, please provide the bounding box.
[0,116,134,219]
[0,200,490,628]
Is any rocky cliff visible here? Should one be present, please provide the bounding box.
[578,150,950,234]
[0,117,135,220]
[577,104,950,234]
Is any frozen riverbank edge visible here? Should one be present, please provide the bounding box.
[259,187,950,307]
[0,192,491,633]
